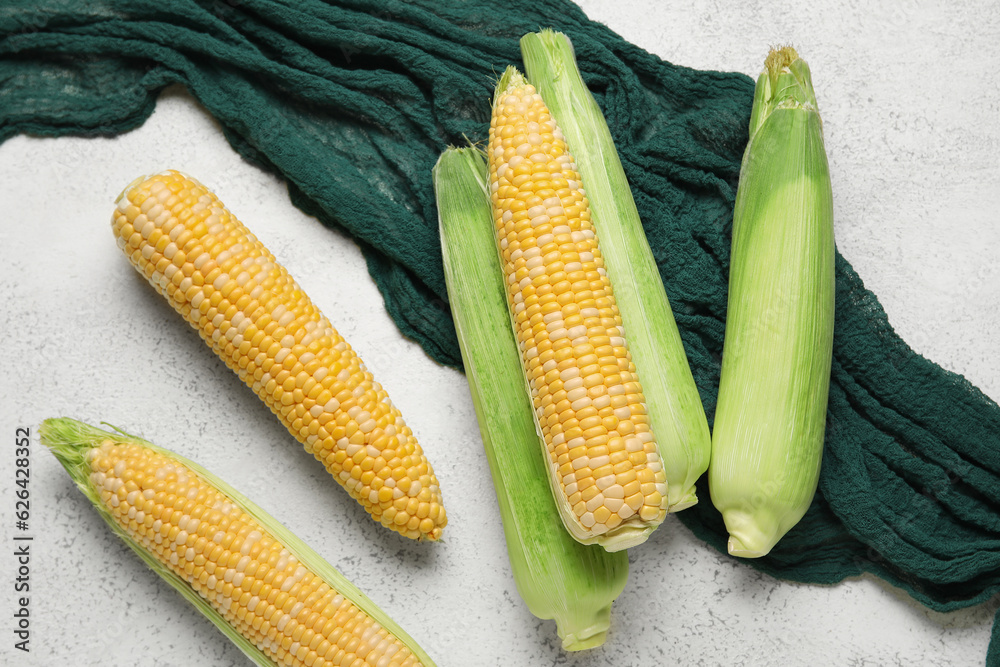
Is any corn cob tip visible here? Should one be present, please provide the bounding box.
[39,415,106,443]
[40,417,80,466]
[727,537,767,559]
[115,174,152,205]
[749,47,820,142]
[519,30,578,84]
[39,415,80,445]
[561,621,610,652]
[114,170,205,206]
[763,45,800,75]
[721,509,783,559]
[667,488,699,513]
[39,417,120,485]
[493,66,530,106]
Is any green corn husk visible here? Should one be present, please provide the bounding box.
[708,47,836,558]
[39,417,437,666]
[520,29,712,512]
[433,147,628,650]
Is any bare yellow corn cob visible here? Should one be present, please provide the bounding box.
[488,67,667,550]
[111,171,446,541]
[40,418,436,667]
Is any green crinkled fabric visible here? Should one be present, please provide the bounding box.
[3,0,999,660]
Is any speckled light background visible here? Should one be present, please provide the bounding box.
[1,1,998,665]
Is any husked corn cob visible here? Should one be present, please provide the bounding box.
[488,67,667,550]
[111,171,445,541]
[40,417,436,667]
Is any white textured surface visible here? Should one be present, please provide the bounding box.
[1,1,998,666]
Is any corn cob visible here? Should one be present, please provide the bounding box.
[521,29,712,512]
[111,171,446,541]
[40,417,436,667]
[488,66,667,550]
[434,147,628,649]
[709,47,835,558]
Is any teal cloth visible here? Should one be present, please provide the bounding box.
[3,0,999,661]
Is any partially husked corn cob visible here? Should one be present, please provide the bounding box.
[709,47,835,558]
[434,147,628,650]
[521,30,712,512]
[111,171,445,541]
[488,67,667,550]
[40,417,436,667]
